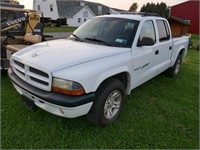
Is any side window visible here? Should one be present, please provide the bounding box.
[137,20,156,46]
[164,21,170,38]
[156,20,170,42]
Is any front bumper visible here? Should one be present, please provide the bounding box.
[8,68,95,118]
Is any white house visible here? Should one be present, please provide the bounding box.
[33,0,59,20]
[66,5,95,27]
[33,0,127,27]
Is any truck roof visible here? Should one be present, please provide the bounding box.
[98,14,164,21]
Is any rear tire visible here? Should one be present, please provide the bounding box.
[87,78,125,127]
[165,54,182,77]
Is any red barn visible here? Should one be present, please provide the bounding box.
[170,0,199,34]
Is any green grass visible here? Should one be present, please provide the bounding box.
[1,35,199,149]
[43,27,77,33]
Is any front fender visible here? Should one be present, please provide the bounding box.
[92,66,131,94]
[53,52,132,94]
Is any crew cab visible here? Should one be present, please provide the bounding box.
[8,14,189,126]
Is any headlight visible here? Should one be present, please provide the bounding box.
[52,78,85,96]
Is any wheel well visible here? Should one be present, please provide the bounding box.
[179,49,185,57]
[99,72,129,91]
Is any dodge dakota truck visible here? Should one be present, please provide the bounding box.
[8,14,189,126]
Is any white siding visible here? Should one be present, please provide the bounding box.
[33,0,59,20]
[33,0,122,26]
[67,6,95,27]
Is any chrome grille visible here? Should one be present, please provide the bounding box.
[11,59,52,91]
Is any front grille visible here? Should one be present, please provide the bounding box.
[14,60,24,68]
[29,67,49,78]
[11,59,52,91]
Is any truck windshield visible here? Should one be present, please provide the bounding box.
[72,17,139,48]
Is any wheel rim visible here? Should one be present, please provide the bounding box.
[104,90,122,119]
[175,59,181,74]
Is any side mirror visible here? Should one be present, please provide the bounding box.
[137,37,155,47]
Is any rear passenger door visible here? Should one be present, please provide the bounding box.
[155,20,173,74]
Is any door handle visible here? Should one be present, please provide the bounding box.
[169,46,172,50]
[155,50,159,55]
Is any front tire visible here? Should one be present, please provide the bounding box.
[87,78,125,127]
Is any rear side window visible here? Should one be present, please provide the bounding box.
[156,20,170,42]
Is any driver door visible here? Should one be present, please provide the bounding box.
[132,20,158,88]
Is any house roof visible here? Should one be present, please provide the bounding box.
[56,0,110,18]
[168,16,191,25]
[171,0,190,7]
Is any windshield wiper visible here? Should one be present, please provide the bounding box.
[71,33,83,41]
[85,37,112,46]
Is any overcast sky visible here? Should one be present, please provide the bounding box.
[18,0,189,11]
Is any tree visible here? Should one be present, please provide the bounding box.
[129,2,138,12]
[140,2,169,18]
[13,0,19,4]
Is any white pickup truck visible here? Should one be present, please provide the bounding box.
[8,14,189,126]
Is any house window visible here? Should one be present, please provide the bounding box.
[80,2,85,6]
[109,8,112,14]
[98,6,102,14]
[37,5,40,10]
[185,20,190,24]
[50,4,53,12]
[84,18,87,22]
[78,18,81,23]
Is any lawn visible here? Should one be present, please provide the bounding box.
[43,26,77,33]
[1,35,199,149]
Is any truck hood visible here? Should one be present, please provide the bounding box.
[12,39,131,72]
